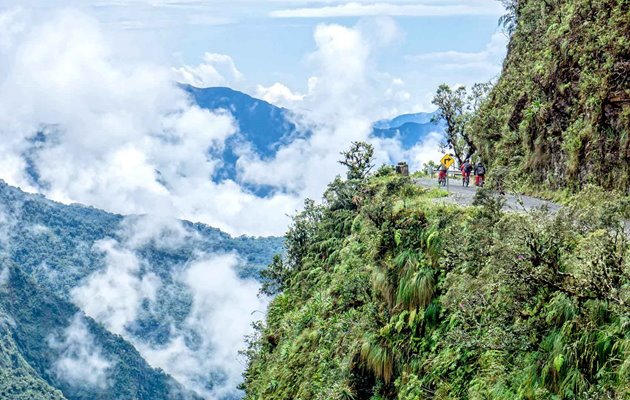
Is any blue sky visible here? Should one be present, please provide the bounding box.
[173,14,503,90]
[3,0,507,114]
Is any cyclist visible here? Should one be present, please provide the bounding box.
[475,162,486,187]
[460,159,473,187]
[438,164,448,187]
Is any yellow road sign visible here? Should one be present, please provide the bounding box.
[441,154,455,169]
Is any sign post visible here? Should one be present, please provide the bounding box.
[440,154,455,169]
[440,154,455,193]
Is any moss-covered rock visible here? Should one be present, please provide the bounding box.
[473,0,630,193]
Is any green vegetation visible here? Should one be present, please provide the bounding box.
[242,148,629,399]
[470,0,630,193]
[0,179,282,344]
[432,83,492,164]
[0,323,67,400]
[0,180,283,398]
[0,264,200,400]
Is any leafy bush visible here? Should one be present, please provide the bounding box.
[243,172,629,399]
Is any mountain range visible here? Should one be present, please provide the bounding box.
[372,111,445,149]
[183,85,445,195]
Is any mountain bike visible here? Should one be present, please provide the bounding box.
[438,171,447,187]
[462,172,470,187]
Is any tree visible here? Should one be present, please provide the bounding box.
[432,83,492,164]
[468,82,493,113]
[498,0,519,35]
[260,255,288,296]
[285,198,323,269]
[339,141,375,181]
[432,85,474,164]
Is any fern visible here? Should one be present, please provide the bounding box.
[360,336,395,384]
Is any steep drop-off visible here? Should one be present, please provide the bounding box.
[243,171,629,399]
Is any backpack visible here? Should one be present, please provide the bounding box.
[477,165,486,175]
[464,163,473,173]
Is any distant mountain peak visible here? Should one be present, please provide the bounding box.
[372,111,440,130]
[180,85,446,195]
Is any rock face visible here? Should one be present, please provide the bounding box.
[472,0,630,193]
[395,162,409,176]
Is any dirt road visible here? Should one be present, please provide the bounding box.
[415,177,562,213]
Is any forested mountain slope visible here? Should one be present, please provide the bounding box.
[0,180,283,398]
[472,0,630,192]
[0,180,281,288]
[242,165,629,399]
[0,265,198,400]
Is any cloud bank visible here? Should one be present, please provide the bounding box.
[0,7,452,237]
[0,5,506,399]
[71,216,268,398]
[173,52,244,88]
[138,253,267,399]
[236,20,444,198]
[0,8,300,236]
[72,239,162,335]
[48,314,113,389]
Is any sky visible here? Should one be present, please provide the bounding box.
[2,0,507,111]
[0,0,508,236]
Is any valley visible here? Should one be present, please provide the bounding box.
[0,0,628,399]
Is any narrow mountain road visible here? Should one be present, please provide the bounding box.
[417,177,630,236]
[415,177,562,213]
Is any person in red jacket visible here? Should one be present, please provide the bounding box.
[438,164,447,187]
[474,162,486,187]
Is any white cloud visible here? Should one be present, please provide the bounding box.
[67,218,271,398]
[0,202,20,256]
[408,31,508,74]
[139,253,268,399]
[237,21,425,197]
[235,23,372,195]
[0,7,25,51]
[173,52,244,88]
[0,7,454,238]
[48,313,113,389]
[255,82,305,108]
[119,214,195,250]
[72,239,161,335]
[358,16,403,46]
[270,1,504,18]
[0,9,299,236]
[378,130,444,171]
[0,266,8,287]
[27,223,51,235]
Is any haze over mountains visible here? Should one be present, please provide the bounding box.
[0,2,517,400]
[0,7,455,238]
[184,85,445,196]
[0,7,453,399]
[0,180,282,399]
[7,1,627,399]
